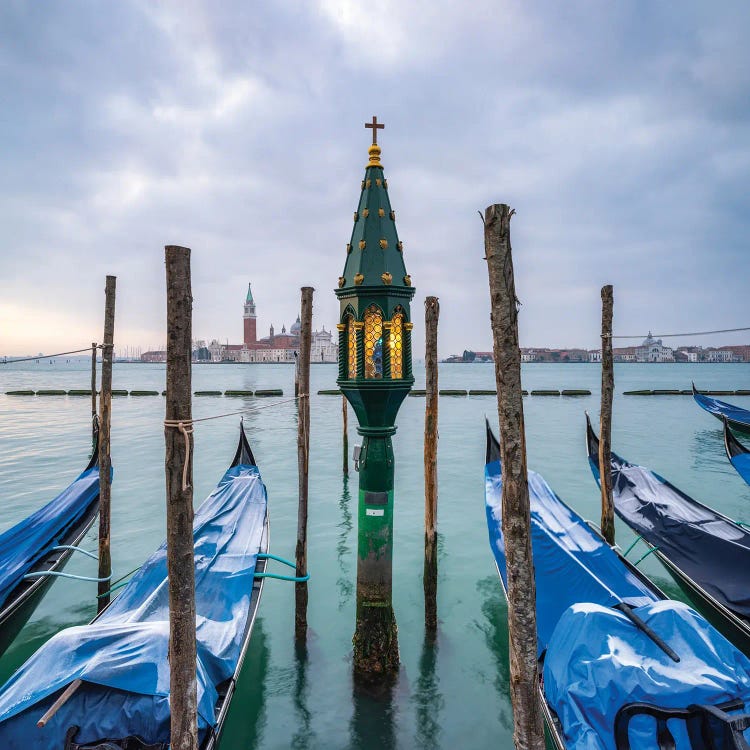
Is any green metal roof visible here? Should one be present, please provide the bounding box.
[246,283,254,304]
[338,150,411,292]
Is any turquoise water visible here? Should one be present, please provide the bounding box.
[0,361,748,748]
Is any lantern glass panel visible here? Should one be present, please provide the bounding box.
[347,315,357,378]
[364,306,383,379]
[390,312,404,379]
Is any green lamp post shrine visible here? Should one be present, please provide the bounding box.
[335,117,415,675]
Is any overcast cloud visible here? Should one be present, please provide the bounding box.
[1,0,748,357]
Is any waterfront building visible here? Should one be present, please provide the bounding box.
[635,333,674,362]
[588,350,601,363]
[706,349,734,363]
[213,283,338,363]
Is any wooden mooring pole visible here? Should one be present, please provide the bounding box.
[164,246,198,750]
[90,342,97,421]
[97,276,116,613]
[342,395,349,476]
[484,204,545,750]
[295,286,313,640]
[599,284,615,545]
[423,296,439,636]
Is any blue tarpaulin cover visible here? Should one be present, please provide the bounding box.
[0,465,100,610]
[694,390,750,430]
[0,461,267,749]
[730,452,750,487]
[544,600,750,750]
[485,457,654,655]
[586,422,750,621]
[485,444,750,749]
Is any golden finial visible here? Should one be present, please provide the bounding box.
[359,240,366,250]
[403,274,411,286]
[381,272,393,285]
[375,178,382,187]
[354,273,364,285]
[363,208,369,218]
[365,116,384,168]
[378,208,384,217]
[338,276,346,288]
[379,239,388,249]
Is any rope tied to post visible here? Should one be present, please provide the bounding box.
[164,419,194,491]
[162,395,308,492]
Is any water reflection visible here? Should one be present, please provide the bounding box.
[337,476,354,609]
[692,428,727,473]
[291,640,317,749]
[412,637,443,749]
[476,575,512,732]
[349,674,398,750]
[217,617,269,750]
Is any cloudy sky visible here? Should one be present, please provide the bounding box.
[1,0,748,357]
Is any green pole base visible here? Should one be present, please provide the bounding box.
[352,598,399,676]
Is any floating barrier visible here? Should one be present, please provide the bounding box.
[224,390,254,396]
[111,390,128,396]
[318,389,341,395]
[469,389,496,396]
[439,389,468,396]
[531,389,560,396]
[36,389,66,396]
[194,390,223,396]
[408,390,427,396]
[561,389,592,396]
[130,390,159,396]
[624,390,750,396]
[255,389,283,397]
[68,389,94,396]
[5,390,35,396]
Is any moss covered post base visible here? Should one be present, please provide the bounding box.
[353,598,399,675]
[352,428,399,677]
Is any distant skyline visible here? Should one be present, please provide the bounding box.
[1,2,748,357]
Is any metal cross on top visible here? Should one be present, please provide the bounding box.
[365,116,384,145]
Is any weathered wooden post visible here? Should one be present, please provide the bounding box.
[599,284,615,545]
[423,296,439,636]
[484,204,545,750]
[97,276,115,612]
[90,342,97,421]
[342,395,349,476]
[164,245,197,750]
[295,286,313,640]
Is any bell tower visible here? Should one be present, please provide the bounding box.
[243,283,257,347]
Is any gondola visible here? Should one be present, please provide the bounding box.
[0,422,269,750]
[0,421,102,654]
[586,414,750,653]
[725,417,750,488]
[486,421,750,749]
[693,383,750,435]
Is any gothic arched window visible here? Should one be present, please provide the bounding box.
[346,314,357,378]
[364,305,383,379]
[390,309,404,379]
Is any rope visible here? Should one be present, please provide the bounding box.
[51,545,99,561]
[23,570,112,582]
[95,564,143,599]
[607,326,750,340]
[163,420,194,491]
[1,346,101,364]
[164,395,307,492]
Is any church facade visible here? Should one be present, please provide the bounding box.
[209,284,338,363]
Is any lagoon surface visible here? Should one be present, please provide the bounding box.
[0,361,748,749]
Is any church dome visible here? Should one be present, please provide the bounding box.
[291,315,301,335]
